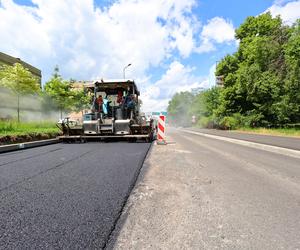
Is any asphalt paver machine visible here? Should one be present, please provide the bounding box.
[58,79,155,142]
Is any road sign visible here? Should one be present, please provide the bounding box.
[152,111,168,116]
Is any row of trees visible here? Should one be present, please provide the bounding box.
[168,13,300,129]
[0,64,90,121]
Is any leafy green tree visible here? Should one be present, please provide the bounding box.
[215,13,296,127]
[168,13,300,129]
[189,87,221,118]
[0,63,40,122]
[187,87,221,128]
[281,19,300,124]
[72,88,91,114]
[216,54,239,88]
[167,91,194,126]
[235,12,283,42]
[44,67,74,119]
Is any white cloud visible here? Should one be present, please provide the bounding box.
[196,17,236,53]
[208,63,217,87]
[196,39,216,53]
[0,0,234,112]
[267,0,300,25]
[0,0,198,81]
[0,0,52,60]
[141,61,208,112]
[201,17,235,43]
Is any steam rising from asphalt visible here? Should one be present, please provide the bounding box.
[0,87,61,122]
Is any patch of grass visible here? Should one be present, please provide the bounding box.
[0,120,59,136]
[236,127,300,137]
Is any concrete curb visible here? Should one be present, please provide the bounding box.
[0,138,60,154]
[182,129,300,159]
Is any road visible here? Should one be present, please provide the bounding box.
[110,128,300,249]
[0,142,151,249]
[188,127,300,150]
[1,129,300,249]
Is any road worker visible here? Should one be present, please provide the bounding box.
[96,95,103,112]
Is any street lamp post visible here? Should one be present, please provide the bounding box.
[123,63,132,79]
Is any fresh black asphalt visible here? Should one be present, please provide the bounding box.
[0,142,151,249]
[188,128,300,151]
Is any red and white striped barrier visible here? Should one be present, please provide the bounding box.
[157,115,166,143]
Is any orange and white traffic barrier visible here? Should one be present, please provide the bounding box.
[157,115,166,144]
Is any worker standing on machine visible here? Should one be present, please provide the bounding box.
[96,95,103,112]
[117,91,123,105]
[127,94,136,119]
[102,95,111,116]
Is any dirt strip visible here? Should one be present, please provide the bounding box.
[0,132,59,145]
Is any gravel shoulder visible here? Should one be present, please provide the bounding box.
[107,135,204,249]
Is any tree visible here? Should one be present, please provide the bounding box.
[235,12,283,42]
[167,91,194,126]
[71,88,91,114]
[215,13,294,127]
[281,19,300,124]
[0,63,40,122]
[44,67,74,119]
[167,13,300,129]
[188,87,221,118]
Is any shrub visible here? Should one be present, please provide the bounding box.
[219,114,242,130]
[197,116,216,128]
[241,112,265,127]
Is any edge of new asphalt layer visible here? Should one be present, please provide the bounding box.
[105,141,156,250]
[103,141,154,249]
[181,129,300,159]
[0,138,60,154]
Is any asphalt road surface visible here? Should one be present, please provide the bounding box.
[188,128,300,150]
[110,128,300,249]
[0,142,151,249]
[174,129,300,248]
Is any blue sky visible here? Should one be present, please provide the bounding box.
[1,0,300,111]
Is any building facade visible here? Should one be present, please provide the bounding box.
[0,52,42,85]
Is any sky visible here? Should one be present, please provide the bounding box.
[1,0,300,112]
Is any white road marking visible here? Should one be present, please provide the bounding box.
[181,129,300,159]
